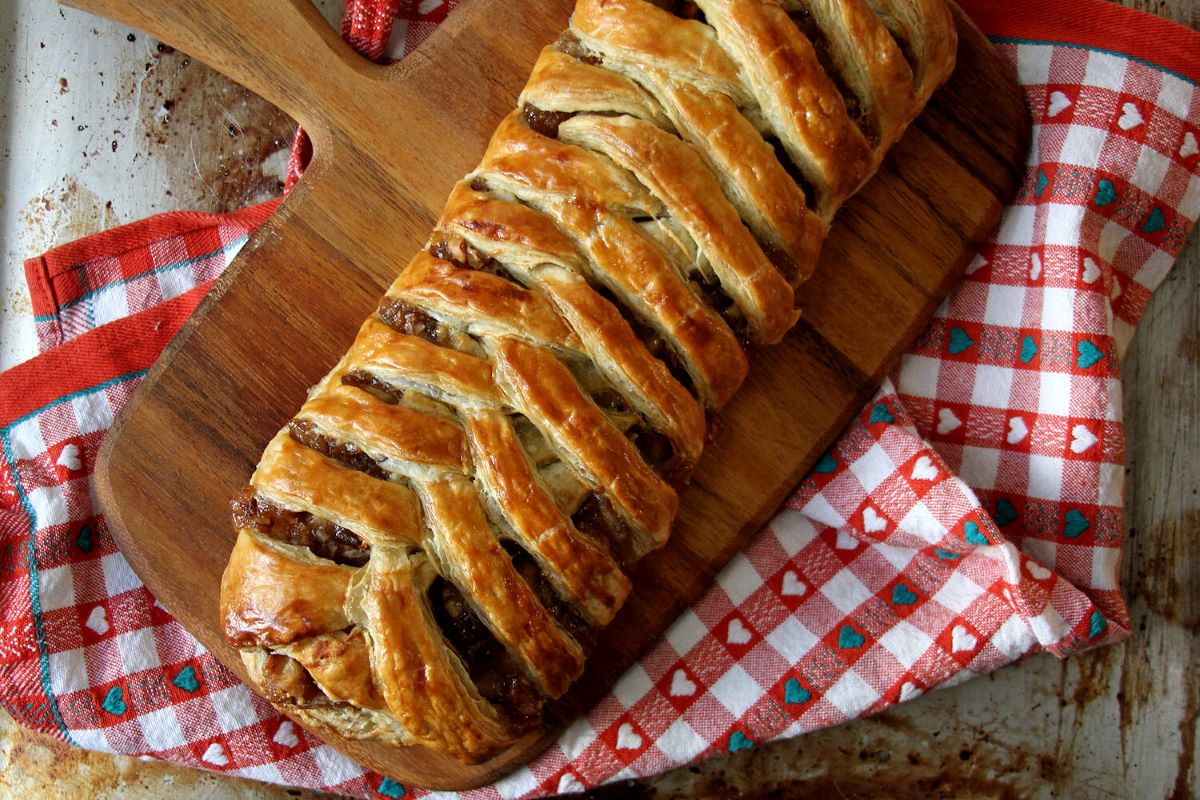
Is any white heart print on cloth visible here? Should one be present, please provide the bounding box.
[557,774,584,794]
[1118,101,1144,130]
[781,571,807,596]
[273,721,299,749]
[726,618,752,646]
[1047,90,1073,117]
[1071,424,1099,453]
[669,669,697,697]
[951,625,980,653]
[911,455,939,480]
[57,443,82,471]
[1026,560,1053,581]
[615,723,644,751]
[1007,417,1029,444]
[202,742,229,767]
[835,529,860,550]
[937,407,963,434]
[85,606,109,636]
[1181,131,1199,159]
[862,506,888,533]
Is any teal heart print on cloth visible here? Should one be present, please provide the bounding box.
[948,327,975,354]
[814,452,839,474]
[892,583,919,606]
[1020,335,1039,363]
[75,524,93,553]
[376,778,406,798]
[102,686,127,716]
[838,625,866,649]
[784,678,812,705]
[964,521,989,545]
[172,666,200,693]
[1142,207,1166,233]
[729,731,754,752]
[870,403,895,424]
[1077,340,1104,368]
[993,499,1019,526]
[1064,510,1090,539]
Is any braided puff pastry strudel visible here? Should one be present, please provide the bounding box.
[220,0,957,764]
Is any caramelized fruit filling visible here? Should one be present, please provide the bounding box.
[231,488,371,567]
[592,285,699,397]
[379,299,449,345]
[260,652,330,707]
[570,491,639,565]
[431,238,527,289]
[766,135,817,208]
[522,103,577,139]
[626,423,689,486]
[502,540,595,649]
[690,274,750,345]
[288,419,389,480]
[341,369,404,404]
[554,32,603,65]
[428,577,544,728]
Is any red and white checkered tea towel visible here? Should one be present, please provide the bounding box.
[3,1,1199,797]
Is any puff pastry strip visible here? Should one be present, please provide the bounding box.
[221,0,956,764]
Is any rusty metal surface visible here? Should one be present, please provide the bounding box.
[0,1,1196,798]
[0,709,336,800]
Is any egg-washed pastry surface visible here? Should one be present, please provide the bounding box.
[220,0,956,764]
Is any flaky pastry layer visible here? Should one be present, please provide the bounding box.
[220,0,956,764]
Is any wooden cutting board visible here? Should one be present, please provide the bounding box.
[79,0,1029,791]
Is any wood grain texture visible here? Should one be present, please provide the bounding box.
[77,0,1028,791]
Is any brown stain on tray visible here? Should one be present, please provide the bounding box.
[580,699,1063,800]
[131,43,295,213]
[0,708,331,800]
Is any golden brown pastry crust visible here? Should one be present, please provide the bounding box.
[463,408,632,626]
[221,529,354,648]
[221,0,957,764]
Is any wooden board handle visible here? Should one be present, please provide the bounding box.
[59,0,372,136]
